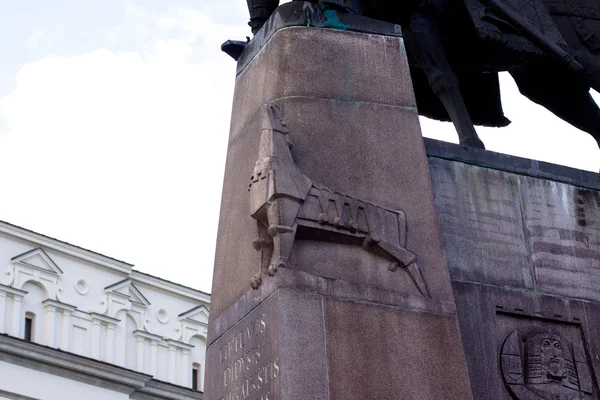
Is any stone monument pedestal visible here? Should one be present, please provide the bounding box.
[205,3,474,399]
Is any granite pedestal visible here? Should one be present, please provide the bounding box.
[205,3,473,400]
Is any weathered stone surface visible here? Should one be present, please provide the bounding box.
[206,286,470,400]
[324,298,473,400]
[452,281,600,400]
[520,181,600,301]
[426,140,600,398]
[428,157,533,289]
[205,290,330,400]
[229,26,417,144]
[207,22,473,400]
[429,148,600,303]
[211,26,454,321]
[205,290,284,400]
[424,138,600,191]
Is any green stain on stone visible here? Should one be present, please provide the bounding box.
[322,9,348,31]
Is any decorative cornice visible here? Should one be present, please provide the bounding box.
[0,284,27,298]
[131,271,211,303]
[0,221,133,274]
[179,306,209,327]
[0,334,202,399]
[129,283,151,306]
[0,389,40,400]
[131,379,202,400]
[166,339,195,351]
[0,334,149,393]
[0,221,210,303]
[105,277,131,292]
[42,299,77,312]
[90,313,121,325]
[11,247,63,275]
[133,330,163,342]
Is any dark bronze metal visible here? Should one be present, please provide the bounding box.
[231,0,600,152]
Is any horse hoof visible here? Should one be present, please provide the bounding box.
[250,275,262,290]
[462,137,486,150]
[268,260,286,276]
[268,264,278,276]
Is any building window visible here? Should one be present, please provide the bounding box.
[192,363,200,391]
[24,313,34,342]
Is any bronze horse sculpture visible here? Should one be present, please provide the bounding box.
[242,0,600,151]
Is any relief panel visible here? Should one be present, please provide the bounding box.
[248,104,427,297]
[501,325,595,399]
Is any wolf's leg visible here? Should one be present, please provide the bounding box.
[267,196,301,276]
[251,221,273,289]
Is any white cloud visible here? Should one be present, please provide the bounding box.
[26,29,45,50]
[0,4,248,292]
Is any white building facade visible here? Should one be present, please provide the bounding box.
[0,221,210,400]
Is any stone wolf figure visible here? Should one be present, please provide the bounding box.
[248,103,428,296]
[241,0,600,153]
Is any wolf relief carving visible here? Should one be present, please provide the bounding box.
[247,103,428,297]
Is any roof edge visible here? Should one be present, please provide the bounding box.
[0,221,134,274]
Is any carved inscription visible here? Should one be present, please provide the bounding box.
[219,314,280,400]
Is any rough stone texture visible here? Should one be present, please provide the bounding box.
[324,298,474,400]
[207,22,473,400]
[452,281,600,400]
[211,26,454,321]
[229,27,416,145]
[205,290,331,400]
[428,149,600,303]
[427,140,600,398]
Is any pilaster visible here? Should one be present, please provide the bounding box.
[181,349,191,387]
[167,344,176,383]
[0,292,6,334]
[44,306,55,347]
[166,340,194,385]
[133,330,162,374]
[89,313,119,361]
[0,285,28,338]
[150,340,159,376]
[61,310,71,351]
[105,323,115,363]
[90,318,101,359]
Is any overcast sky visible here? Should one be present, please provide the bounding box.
[0,0,598,294]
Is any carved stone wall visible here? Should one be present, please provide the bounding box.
[426,138,600,399]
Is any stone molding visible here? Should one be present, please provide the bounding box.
[0,221,133,274]
[0,334,202,399]
[90,312,121,325]
[0,283,27,298]
[133,330,164,342]
[424,138,600,190]
[42,299,77,312]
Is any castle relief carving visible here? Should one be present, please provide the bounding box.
[501,326,595,399]
[248,103,428,297]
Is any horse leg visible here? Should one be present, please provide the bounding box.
[511,71,600,149]
[247,0,280,34]
[403,12,485,149]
